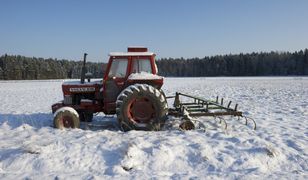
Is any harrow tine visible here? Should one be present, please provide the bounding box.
[234,104,238,111]
[216,116,228,130]
[243,116,257,130]
[227,101,232,108]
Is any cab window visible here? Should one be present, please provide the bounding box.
[108,58,128,78]
[132,59,152,73]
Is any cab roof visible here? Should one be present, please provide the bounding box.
[109,52,155,57]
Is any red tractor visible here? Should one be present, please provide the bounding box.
[52,47,256,131]
[52,47,168,131]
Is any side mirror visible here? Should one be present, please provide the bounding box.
[85,72,93,82]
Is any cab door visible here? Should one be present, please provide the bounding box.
[103,58,129,112]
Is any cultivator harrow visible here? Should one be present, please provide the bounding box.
[167,92,256,131]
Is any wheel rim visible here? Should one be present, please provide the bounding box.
[60,115,74,128]
[127,97,156,124]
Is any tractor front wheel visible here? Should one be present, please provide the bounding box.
[116,84,168,131]
[53,107,80,129]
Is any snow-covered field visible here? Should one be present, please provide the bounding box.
[0,77,307,179]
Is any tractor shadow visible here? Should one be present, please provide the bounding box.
[0,113,189,131]
[81,114,120,131]
[0,113,120,131]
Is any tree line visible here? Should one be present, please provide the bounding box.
[157,49,308,76]
[0,49,307,80]
[0,55,106,80]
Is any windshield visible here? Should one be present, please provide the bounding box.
[108,58,128,78]
[132,59,152,73]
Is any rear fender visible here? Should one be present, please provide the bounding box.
[51,101,64,114]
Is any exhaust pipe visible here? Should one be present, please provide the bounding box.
[80,53,87,84]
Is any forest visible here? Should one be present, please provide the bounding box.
[0,55,106,80]
[0,49,307,80]
[157,49,308,76]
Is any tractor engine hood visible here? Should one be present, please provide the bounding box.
[128,72,163,80]
[62,81,102,95]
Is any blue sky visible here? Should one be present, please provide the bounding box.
[0,0,308,62]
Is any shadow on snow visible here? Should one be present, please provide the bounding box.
[0,113,119,131]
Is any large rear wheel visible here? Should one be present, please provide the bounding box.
[116,84,168,131]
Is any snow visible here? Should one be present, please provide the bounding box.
[109,52,155,56]
[54,107,79,118]
[0,77,308,179]
[128,72,163,80]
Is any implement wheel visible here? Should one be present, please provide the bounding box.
[53,107,80,129]
[116,84,168,131]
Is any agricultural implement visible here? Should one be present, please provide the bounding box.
[51,47,256,131]
[166,92,256,131]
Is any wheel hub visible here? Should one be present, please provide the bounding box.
[60,115,74,128]
[128,98,155,123]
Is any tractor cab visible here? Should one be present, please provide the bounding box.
[102,47,163,114]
